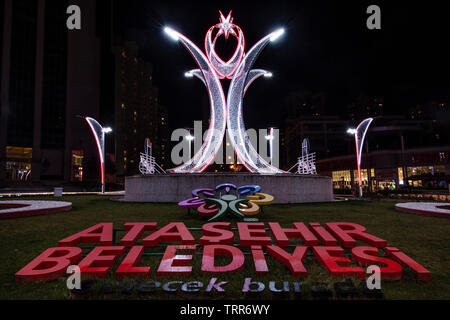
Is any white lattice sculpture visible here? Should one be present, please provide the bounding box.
[139,139,166,175]
[297,152,317,174]
[288,138,317,175]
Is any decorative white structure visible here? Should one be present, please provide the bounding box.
[287,138,317,175]
[139,138,166,175]
[84,117,112,194]
[164,11,286,174]
[298,138,317,174]
[265,127,275,165]
[348,117,374,197]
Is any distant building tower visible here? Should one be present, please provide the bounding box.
[112,41,159,178]
[0,0,103,184]
[348,95,384,122]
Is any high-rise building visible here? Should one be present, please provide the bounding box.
[0,0,104,185]
[283,116,352,169]
[158,104,170,169]
[112,41,159,178]
[348,95,384,122]
[285,91,326,118]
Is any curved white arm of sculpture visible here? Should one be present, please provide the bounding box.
[227,31,287,174]
[166,28,227,173]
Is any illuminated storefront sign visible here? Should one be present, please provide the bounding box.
[5,146,32,181]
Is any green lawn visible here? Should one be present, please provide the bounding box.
[0,196,449,300]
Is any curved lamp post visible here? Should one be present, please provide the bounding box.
[347,117,374,198]
[265,127,275,165]
[84,117,112,194]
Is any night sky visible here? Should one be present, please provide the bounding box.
[114,0,450,131]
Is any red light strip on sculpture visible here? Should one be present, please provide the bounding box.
[85,117,105,185]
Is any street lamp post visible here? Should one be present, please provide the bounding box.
[347,118,374,198]
[347,128,362,197]
[265,127,275,165]
[185,134,195,160]
[84,116,112,194]
[101,127,112,194]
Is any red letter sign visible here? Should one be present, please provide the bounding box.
[58,223,114,246]
[199,222,234,245]
[313,246,365,279]
[385,247,431,281]
[78,246,125,278]
[157,245,196,276]
[326,222,387,248]
[15,247,82,282]
[116,246,150,279]
[266,246,308,277]
[121,223,157,246]
[142,222,195,247]
[238,223,272,246]
[309,223,337,246]
[201,245,245,272]
[269,222,318,246]
[351,246,402,280]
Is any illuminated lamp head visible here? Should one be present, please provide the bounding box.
[164,27,180,41]
[270,28,285,42]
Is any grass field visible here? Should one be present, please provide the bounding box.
[0,196,449,300]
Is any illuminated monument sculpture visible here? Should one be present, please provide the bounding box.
[123,11,333,204]
[164,11,285,174]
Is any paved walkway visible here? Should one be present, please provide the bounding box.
[395,202,450,218]
[0,200,72,219]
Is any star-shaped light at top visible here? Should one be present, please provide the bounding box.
[217,10,236,39]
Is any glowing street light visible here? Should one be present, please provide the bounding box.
[265,127,275,165]
[347,119,374,198]
[164,27,180,41]
[270,28,285,42]
[185,134,195,159]
[263,72,273,78]
[84,117,112,194]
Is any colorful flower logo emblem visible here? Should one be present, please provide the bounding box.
[178,184,274,222]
